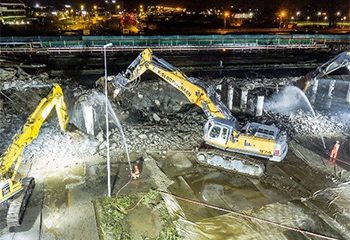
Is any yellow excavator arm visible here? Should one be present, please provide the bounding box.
[0,83,68,186]
[107,48,288,178]
[113,48,233,120]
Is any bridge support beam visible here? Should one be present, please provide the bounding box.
[240,90,248,111]
[346,83,350,104]
[227,85,234,111]
[310,79,319,104]
[83,105,95,136]
[256,96,264,117]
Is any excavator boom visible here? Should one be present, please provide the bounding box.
[113,48,234,120]
[0,84,68,176]
[297,51,350,91]
[0,83,68,227]
[107,48,288,177]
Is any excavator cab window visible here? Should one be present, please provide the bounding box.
[1,182,10,198]
[208,124,229,145]
[209,126,221,138]
[221,128,228,139]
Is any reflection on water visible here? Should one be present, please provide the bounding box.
[172,201,325,240]
[156,152,340,239]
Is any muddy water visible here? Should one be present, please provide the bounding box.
[152,151,341,239]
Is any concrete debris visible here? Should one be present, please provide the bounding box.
[225,76,299,91]
[153,113,161,122]
[117,81,190,118]
[0,67,53,91]
[269,110,349,137]
[96,112,205,153]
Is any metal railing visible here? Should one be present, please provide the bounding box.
[1,34,347,54]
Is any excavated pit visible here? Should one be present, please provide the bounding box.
[0,52,350,240]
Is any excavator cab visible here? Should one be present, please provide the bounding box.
[204,118,239,148]
[203,118,288,163]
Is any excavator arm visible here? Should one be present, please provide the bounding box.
[297,51,350,91]
[0,84,69,229]
[112,48,234,120]
[106,48,288,178]
[0,84,68,179]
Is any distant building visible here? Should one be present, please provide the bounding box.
[0,0,28,24]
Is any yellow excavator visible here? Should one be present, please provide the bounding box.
[106,48,288,177]
[0,84,68,227]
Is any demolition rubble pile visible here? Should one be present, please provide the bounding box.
[98,112,205,153]
[0,111,26,153]
[226,76,299,91]
[24,124,100,171]
[270,110,349,137]
[116,80,191,117]
[0,67,52,91]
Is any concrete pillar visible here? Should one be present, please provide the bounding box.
[227,85,234,111]
[256,96,264,116]
[310,79,319,104]
[66,188,72,207]
[216,84,222,101]
[328,80,336,97]
[240,90,248,111]
[346,83,350,104]
[83,105,94,136]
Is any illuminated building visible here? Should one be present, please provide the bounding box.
[0,0,28,25]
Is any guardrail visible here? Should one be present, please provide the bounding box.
[0,44,328,55]
[1,34,346,54]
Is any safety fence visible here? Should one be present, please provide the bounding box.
[0,34,348,54]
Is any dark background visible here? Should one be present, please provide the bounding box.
[21,0,349,10]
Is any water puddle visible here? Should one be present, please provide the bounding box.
[155,151,341,239]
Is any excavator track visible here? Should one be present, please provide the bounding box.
[6,177,35,228]
[196,146,266,178]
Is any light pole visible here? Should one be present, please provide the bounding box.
[279,11,286,29]
[224,12,229,29]
[103,43,113,197]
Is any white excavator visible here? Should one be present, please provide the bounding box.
[103,48,288,177]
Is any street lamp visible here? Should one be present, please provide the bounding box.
[224,11,229,28]
[279,10,286,28]
[103,43,113,197]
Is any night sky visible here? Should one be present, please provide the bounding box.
[22,0,349,10]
